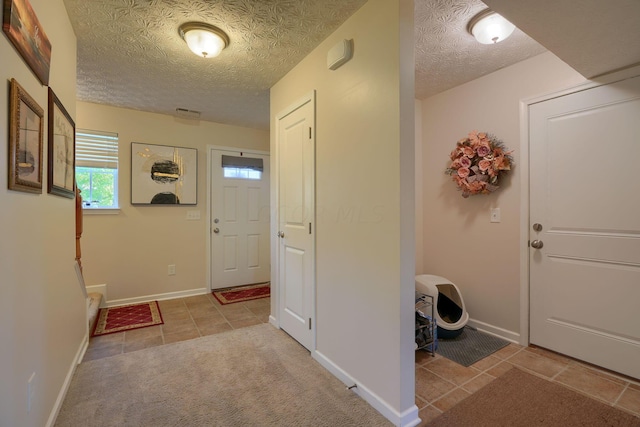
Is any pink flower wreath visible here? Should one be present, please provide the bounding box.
[445,131,513,198]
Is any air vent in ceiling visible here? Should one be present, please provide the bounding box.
[175,108,201,119]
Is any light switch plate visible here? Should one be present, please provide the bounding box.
[490,208,501,223]
[186,210,201,220]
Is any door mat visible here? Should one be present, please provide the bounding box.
[212,282,270,305]
[92,301,163,337]
[437,326,509,366]
[428,368,640,427]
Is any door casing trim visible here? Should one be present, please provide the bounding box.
[271,90,316,351]
[206,145,270,292]
[519,65,640,347]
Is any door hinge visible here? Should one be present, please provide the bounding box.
[309,222,312,234]
[309,127,312,139]
[309,318,312,330]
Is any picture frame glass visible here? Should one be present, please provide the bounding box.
[48,88,76,198]
[131,142,197,205]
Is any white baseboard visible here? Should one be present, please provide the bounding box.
[312,350,420,427]
[104,287,209,307]
[269,315,278,328]
[467,318,520,344]
[46,332,89,427]
[86,284,107,307]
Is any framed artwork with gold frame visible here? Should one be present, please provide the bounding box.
[8,78,44,193]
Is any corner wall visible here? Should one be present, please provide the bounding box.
[75,102,269,302]
[270,0,416,424]
[0,1,83,426]
[419,52,585,337]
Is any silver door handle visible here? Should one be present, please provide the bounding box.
[277,231,284,238]
[213,227,220,234]
[531,240,543,249]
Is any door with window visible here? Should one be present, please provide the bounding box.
[529,75,640,379]
[210,149,270,289]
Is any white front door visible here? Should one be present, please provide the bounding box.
[210,148,270,290]
[530,75,640,379]
[276,93,315,350]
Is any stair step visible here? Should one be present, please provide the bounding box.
[87,292,103,334]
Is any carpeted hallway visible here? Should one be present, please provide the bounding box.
[65,294,640,425]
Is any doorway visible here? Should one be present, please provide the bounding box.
[528,74,640,379]
[274,92,316,351]
[209,147,270,290]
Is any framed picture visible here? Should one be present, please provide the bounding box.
[8,78,43,193]
[2,0,52,85]
[131,142,197,205]
[47,88,76,198]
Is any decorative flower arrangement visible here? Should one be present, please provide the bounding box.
[445,131,513,198]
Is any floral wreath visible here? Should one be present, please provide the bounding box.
[445,131,513,198]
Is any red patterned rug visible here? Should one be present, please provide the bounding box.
[92,301,163,337]
[212,282,270,305]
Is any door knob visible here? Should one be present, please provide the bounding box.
[531,240,543,249]
[213,227,220,234]
[277,231,285,238]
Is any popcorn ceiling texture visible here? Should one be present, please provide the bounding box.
[63,0,368,129]
[64,0,546,129]
[414,0,546,100]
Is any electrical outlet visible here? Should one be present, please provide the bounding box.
[27,372,36,413]
[490,208,501,223]
[168,264,176,275]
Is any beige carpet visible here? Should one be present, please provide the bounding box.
[55,324,391,426]
[428,368,640,427]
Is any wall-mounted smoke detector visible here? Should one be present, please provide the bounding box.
[175,108,201,119]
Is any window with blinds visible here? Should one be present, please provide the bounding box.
[75,129,119,209]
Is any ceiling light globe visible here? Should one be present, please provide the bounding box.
[469,11,515,44]
[179,22,229,58]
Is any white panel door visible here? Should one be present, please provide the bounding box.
[277,95,315,351]
[530,75,640,379]
[211,149,270,289]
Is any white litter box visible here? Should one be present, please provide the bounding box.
[415,274,469,338]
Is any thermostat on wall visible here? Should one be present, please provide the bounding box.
[327,39,353,70]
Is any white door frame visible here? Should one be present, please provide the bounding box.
[271,90,316,352]
[518,66,640,347]
[206,145,270,292]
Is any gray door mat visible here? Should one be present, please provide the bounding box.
[436,326,509,367]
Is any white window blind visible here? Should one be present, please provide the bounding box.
[76,129,119,169]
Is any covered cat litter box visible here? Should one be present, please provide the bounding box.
[415,274,469,338]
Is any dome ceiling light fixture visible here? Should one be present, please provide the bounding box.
[467,9,516,45]
[178,22,229,58]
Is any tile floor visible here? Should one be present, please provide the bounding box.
[83,293,270,362]
[84,296,640,424]
[415,343,640,425]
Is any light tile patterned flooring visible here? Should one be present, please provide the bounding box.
[83,293,270,362]
[415,343,640,425]
[84,296,640,424]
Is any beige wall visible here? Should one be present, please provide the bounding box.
[0,1,82,426]
[76,102,269,302]
[270,0,416,421]
[419,52,586,336]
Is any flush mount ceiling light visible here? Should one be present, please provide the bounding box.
[467,9,515,44]
[178,22,229,58]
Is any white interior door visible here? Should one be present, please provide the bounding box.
[276,94,315,351]
[530,75,640,379]
[211,149,270,290]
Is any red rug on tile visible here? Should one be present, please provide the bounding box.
[91,301,163,337]
[212,282,270,305]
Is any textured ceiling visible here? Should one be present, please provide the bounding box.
[63,0,547,130]
[483,0,640,78]
[414,0,546,99]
